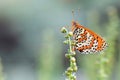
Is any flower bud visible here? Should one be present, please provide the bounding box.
[63,40,69,44]
[61,27,67,33]
[67,67,73,72]
[68,31,73,36]
[71,41,76,46]
[73,62,76,66]
[73,66,78,72]
[72,51,76,55]
[65,71,70,76]
[70,57,76,63]
[65,54,71,58]
[71,76,76,80]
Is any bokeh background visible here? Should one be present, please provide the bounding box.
[0,0,120,80]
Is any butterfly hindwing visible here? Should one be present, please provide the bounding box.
[72,21,107,54]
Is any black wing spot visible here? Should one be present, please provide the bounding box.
[95,45,97,47]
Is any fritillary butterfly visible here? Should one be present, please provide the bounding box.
[71,21,107,54]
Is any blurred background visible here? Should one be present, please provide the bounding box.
[0,0,120,80]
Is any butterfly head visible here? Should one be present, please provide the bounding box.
[71,21,81,32]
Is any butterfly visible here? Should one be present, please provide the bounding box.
[71,21,107,54]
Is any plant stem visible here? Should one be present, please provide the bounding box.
[68,37,72,53]
[66,33,77,80]
[61,27,78,80]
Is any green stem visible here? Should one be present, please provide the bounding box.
[61,27,78,80]
[65,33,77,80]
[68,37,72,53]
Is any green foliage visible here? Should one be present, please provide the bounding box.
[0,58,4,80]
[38,29,63,80]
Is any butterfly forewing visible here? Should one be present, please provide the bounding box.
[72,21,107,54]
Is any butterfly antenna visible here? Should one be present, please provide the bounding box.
[71,10,76,31]
[72,10,75,21]
[78,8,80,18]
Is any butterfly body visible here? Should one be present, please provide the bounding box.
[71,21,107,54]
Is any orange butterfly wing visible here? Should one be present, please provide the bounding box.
[71,21,107,53]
